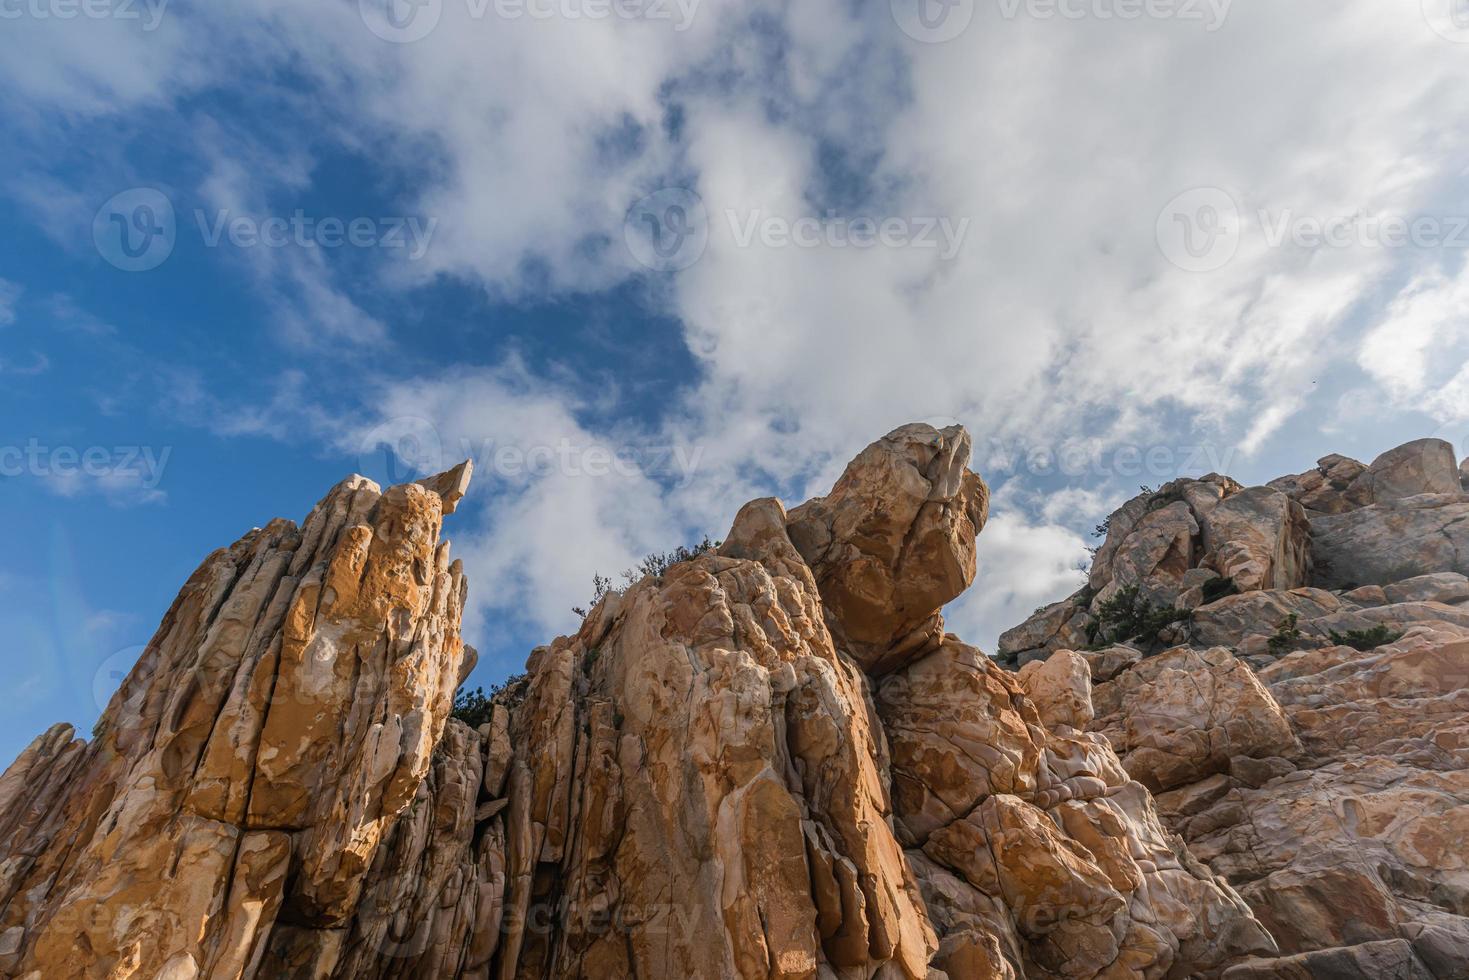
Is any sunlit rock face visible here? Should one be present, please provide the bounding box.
[0,464,477,979]
[1001,437,1469,979]
[22,425,1469,979]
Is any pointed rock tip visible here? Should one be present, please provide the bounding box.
[417,459,474,514]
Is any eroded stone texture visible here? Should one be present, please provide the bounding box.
[1003,437,1469,979]
[0,465,476,980]
[1000,476,1311,665]
[788,423,989,676]
[0,425,1321,980]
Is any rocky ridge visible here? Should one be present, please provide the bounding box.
[1000,437,1469,978]
[0,426,1463,978]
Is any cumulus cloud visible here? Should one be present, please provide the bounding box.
[11,0,1469,651]
[945,512,1091,652]
[334,361,710,645]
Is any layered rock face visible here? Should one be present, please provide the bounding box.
[1000,438,1469,978]
[0,463,477,978]
[0,423,1285,979]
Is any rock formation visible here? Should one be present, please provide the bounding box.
[1000,438,1469,978]
[1,425,1464,979]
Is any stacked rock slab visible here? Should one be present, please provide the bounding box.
[999,437,1469,978]
[0,425,1280,979]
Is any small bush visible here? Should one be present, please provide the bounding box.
[1328,625,1404,652]
[1086,585,1189,649]
[631,536,720,583]
[573,537,721,618]
[451,686,495,728]
[1143,485,1185,514]
[490,673,529,709]
[1267,614,1303,656]
[1201,576,1240,605]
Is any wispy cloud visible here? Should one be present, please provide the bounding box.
[0,279,20,326]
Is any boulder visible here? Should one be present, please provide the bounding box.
[1346,438,1463,504]
[1197,486,1311,593]
[1092,647,1298,792]
[1018,650,1094,730]
[1311,495,1469,589]
[787,424,989,675]
[1268,453,1368,515]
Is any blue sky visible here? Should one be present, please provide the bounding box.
[4,0,1469,761]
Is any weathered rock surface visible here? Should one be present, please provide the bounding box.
[1311,494,1469,589]
[0,424,1283,980]
[999,474,1312,664]
[1002,436,1469,978]
[0,465,476,979]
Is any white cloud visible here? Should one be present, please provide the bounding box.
[1358,268,1469,419]
[13,0,1469,649]
[42,467,167,507]
[335,362,708,642]
[945,511,1091,652]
